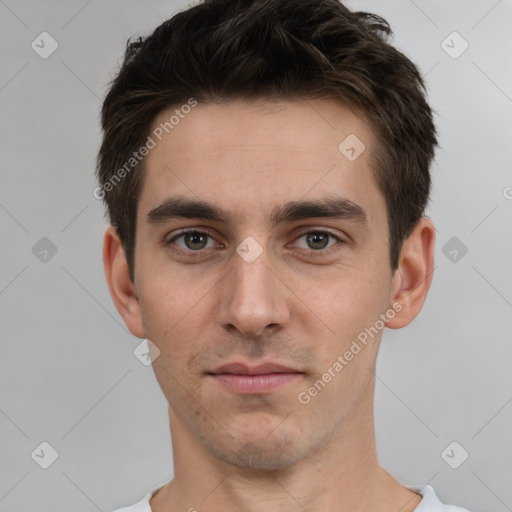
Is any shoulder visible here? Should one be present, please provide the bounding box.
[110,494,150,512]
[110,482,167,512]
[411,485,472,512]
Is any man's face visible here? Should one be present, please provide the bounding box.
[133,98,396,469]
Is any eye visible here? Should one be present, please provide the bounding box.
[292,230,344,253]
[167,229,218,252]
[164,228,346,259]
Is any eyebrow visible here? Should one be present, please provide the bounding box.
[146,196,369,229]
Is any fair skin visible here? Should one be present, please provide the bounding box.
[103,98,435,512]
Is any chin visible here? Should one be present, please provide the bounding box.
[214,445,302,470]
[205,428,310,470]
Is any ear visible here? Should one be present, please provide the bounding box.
[386,217,436,329]
[102,226,144,338]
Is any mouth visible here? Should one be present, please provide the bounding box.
[207,362,305,394]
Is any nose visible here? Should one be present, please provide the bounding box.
[216,244,290,338]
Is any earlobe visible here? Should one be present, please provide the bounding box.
[386,217,436,329]
[102,226,145,338]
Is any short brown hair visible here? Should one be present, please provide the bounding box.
[96,0,437,282]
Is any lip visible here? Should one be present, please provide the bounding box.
[210,362,301,375]
[207,362,304,394]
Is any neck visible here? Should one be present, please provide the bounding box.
[150,388,422,512]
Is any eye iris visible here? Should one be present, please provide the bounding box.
[306,232,329,250]
[185,232,208,250]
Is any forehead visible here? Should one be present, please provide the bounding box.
[137,98,384,228]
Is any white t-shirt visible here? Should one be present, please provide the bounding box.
[110,481,471,512]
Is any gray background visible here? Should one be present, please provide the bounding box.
[1,0,511,510]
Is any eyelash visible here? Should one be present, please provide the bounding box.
[165,227,346,259]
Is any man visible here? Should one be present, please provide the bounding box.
[96,0,471,510]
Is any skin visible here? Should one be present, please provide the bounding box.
[103,98,435,512]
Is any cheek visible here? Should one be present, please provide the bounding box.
[297,275,386,407]
[138,277,190,348]
[293,270,391,387]
[302,266,388,329]
[142,287,207,400]
[137,269,218,380]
